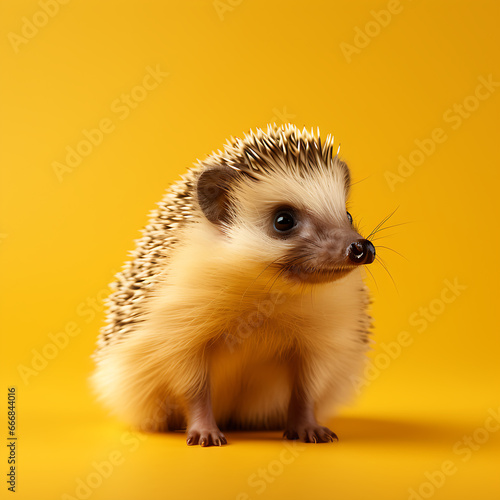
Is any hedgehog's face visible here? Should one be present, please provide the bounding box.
[196,159,375,285]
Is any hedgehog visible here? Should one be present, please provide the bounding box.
[91,123,375,446]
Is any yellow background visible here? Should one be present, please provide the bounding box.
[1,1,499,499]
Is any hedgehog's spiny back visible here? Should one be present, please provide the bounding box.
[205,123,338,177]
[95,167,201,355]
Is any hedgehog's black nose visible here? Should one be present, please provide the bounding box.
[348,239,376,265]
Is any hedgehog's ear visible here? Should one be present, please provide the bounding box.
[196,167,241,225]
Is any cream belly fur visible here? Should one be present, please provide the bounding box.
[209,272,370,429]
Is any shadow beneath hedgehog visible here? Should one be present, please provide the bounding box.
[327,416,464,444]
[221,416,465,445]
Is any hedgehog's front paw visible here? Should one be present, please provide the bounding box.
[283,424,338,443]
[186,426,227,447]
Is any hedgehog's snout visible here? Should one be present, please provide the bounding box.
[347,239,376,265]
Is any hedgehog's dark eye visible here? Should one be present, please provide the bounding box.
[273,211,296,233]
[346,211,353,224]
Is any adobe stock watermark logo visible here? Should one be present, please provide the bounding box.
[52,65,169,182]
[213,0,244,21]
[61,398,177,500]
[269,106,296,125]
[339,0,410,63]
[7,0,71,54]
[235,440,306,500]
[408,407,500,500]
[384,74,499,192]
[350,277,467,394]
[223,291,286,353]
[16,276,117,385]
